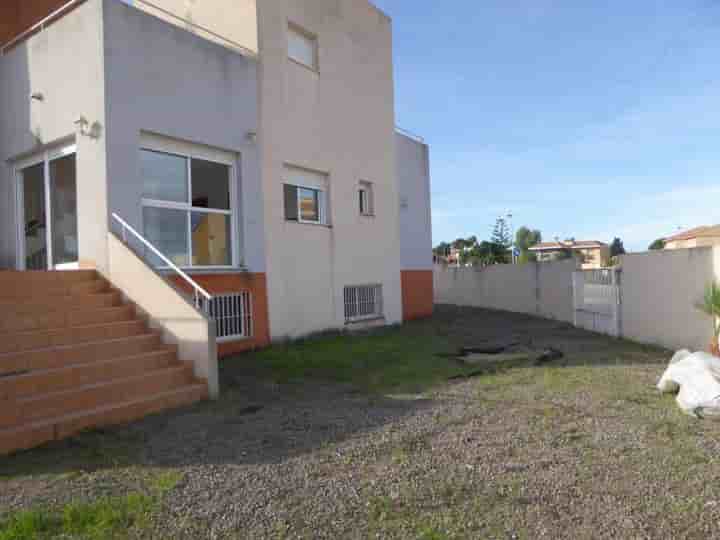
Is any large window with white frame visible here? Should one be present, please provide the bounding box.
[283,166,329,225]
[140,148,236,268]
[288,23,318,71]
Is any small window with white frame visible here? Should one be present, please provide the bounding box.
[288,23,318,71]
[359,181,374,216]
[283,166,329,225]
[140,142,236,269]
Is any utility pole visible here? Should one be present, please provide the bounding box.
[507,211,515,264]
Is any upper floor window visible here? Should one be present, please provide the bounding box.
[288,23,318,71]
[283,166,328,225]
[141,148,235,268]
[359,181,374,216]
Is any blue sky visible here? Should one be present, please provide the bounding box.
[372,0,720,251]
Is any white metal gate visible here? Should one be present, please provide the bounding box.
[572,269,622,337]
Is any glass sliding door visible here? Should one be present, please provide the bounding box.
[21,163,48,270]
[16,146,78,270]
[49,154,78,268]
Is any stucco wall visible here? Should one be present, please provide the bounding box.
[436,248,720,351]
[132,0,258,54]
[619,248,715,351]
[537,262,575,322]
[397,132,432,272]
[256,0,402,338]
[108,233,219,398]
[434,260,577,323]
[0,0,107,270]
[102,0,264,272]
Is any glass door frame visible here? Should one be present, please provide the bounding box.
[14,144,77,270]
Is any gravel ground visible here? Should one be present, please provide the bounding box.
[3,306,720,539]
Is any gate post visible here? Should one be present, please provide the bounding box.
[572,271,581,328]
[612,269,622,338]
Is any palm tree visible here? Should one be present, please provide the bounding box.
[696,281,720,355]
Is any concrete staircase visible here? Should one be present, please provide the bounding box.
[0,270,209,455]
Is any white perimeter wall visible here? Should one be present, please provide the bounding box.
[434,260,576,323]
[436,247,720,352]
[620,247,715,351]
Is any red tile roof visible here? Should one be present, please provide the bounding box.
[529,240,607,251]
[665,225,720,242]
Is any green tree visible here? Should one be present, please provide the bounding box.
[491,217,511,248]
[648,238,666,250]
[610,237,626,257]
[489,217,511,264]
[696,281,720,353]
[515,226,542,263]
[433,242,451,258]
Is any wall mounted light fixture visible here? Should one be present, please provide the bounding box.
[75,116,102,139]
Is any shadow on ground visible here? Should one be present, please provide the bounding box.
[0,305,670,479]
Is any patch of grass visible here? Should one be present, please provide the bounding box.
[0,468,181,540]
[149,470,184,493]
[234,322,479,394]
[364,476,531,540]
[0,493,154,540]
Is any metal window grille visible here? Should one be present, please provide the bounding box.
[199,292,253,341]
[344,284,383,322]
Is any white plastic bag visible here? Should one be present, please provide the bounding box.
[657,350,720,418]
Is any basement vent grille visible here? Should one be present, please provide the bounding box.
[344,284,383,323]
[200,292,253,342]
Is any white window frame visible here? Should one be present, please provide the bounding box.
[287,22,319,72]
[282,166,329,226]
[359,181,374,217]
[291,184,327,225]
[140,146,238,270]
[13,143,77,271]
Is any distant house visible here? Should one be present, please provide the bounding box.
[528,240,610,270]
[664,226,720,250]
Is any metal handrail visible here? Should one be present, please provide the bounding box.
[134,0,257,58]
[1,0,87,55]
[111,213,212,308]
[395,126,426,144]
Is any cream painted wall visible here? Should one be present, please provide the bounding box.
[256,0,401,338]
[620,248,715,351]
[433,260,577,323]
[436,248,720,352]
[397,132,432,271]
[133,0,258,53]
[108,233,219,398]
[0,0,108,271]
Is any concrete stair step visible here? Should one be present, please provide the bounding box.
[0,320,148,355]
[0,305,135,335]
[0,333,165,376]
[0,349,179,401]
[0,270,97,286]
[0,291,123,313]
[0,270,211,457]
[19,365,195,423]
[0,383,208,455]
[0,279,108,300]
